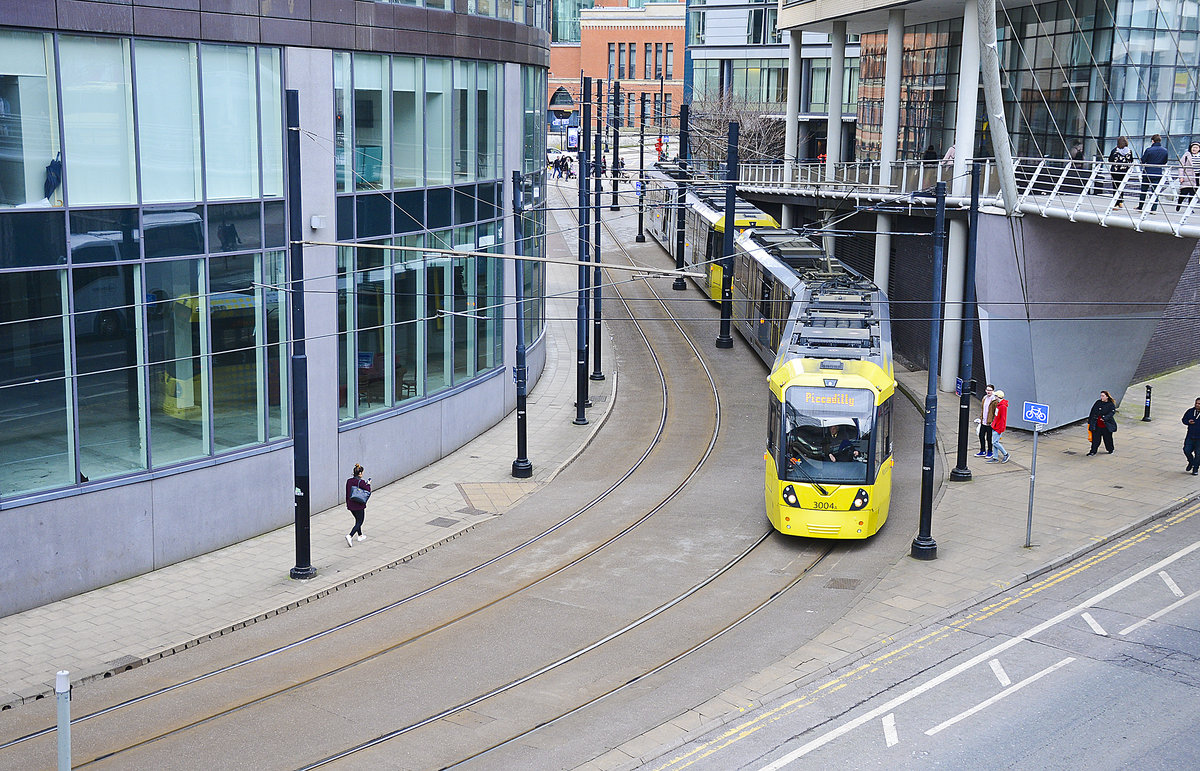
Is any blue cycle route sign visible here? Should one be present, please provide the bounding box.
[1023,401,1049,425]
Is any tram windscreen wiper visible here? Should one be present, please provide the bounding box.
[789,457,829,496]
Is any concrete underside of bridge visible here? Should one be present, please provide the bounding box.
[976,214,1195,430]
[745,195,1198,430]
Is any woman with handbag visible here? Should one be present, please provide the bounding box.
[1087,390,1117,456]
[345,463,372,547]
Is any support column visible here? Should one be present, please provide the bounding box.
[874,8,904,291]
[826,21,846,181]
[940,0,979,392]
[783,31,803,228]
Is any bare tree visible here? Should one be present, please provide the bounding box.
[687,94,788,172]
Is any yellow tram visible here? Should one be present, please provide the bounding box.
[731,228,896,539]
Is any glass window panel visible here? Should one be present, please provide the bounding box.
[0,270,74,494]
[209,253,263,448]
[454,185,476,224]
[0,30,62,208]
[426,59,452,185]
[336,194,354,241]
[355,243,390,415]
[201,44,260,200]
[454,61,476,183]
[338,246,354,420]
[354,54,389,191]
[392,57,424,189]
[477,62,499,179]
[452,227,474,381]
[59,36,136,206]
[393,234,423,403]
[334,52,351,193]
[356,193,391,238]
[208,202,261,253]
[264,249,287,438]
[264,200,285,248]
[135,40,201,203]
[259,48,284,197]
[426,230,453,393]
[145,258,207,465]
[73,263,146,480]
[394,189,423,233]
[70,208,138,263]
[475,227,499,373]
[0,210,67,268]
[427,187,452,230]
[144,205,204,259]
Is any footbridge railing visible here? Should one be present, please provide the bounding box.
[736,158,1200,238]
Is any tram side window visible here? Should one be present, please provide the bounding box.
[767,399,780,456]
[875,399,892,469]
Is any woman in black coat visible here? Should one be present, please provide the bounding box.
[345,463,371,547]
[1087,390,1117,455]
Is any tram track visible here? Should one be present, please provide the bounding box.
[0,180,736,768]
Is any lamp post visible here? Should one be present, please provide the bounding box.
[672,103,690,291]
[510,170,533,478]
[611,80,621,211]
[716,121,738,349]
[636,92,647,243]
[950,162,981,482]
[575,78,592,426]
[912,181,946,561]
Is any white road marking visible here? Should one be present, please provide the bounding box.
[882,713,898,747]
[988,658,1011,686]
[1081,612,1108,636]
[925,657,1075,736]
[1119,587,1200,636]
[1159,570,1185,598]
[754,539,1200,771]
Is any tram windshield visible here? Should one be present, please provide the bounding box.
[782,386,876,485]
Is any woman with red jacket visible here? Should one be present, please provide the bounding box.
[345,463,371,547]
[987,391,1011,463]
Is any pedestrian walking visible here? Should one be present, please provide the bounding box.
[1108,137,1134,208]
[1182,397,1200,474]
[1086,390,1117,455]
[1178,141,1200,211]
[987,390,1011,463]
[345,463,371,547]
[974,383,997,458]
[1137,134,1169,211]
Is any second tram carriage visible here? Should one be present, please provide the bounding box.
[643,164,778,301]
[731,228,896,539]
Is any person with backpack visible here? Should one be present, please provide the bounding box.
[345,463,371,547]
[1108,136,1134,209]
[986,390,1011,464]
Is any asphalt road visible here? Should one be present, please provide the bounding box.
[645,500,1200,770]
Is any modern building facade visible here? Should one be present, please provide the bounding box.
[0,1,550,617]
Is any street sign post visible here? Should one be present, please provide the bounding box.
[1023,401,1049,547]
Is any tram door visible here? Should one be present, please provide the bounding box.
[757,272,773,348]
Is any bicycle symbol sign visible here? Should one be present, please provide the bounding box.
[1023,401,1050,425]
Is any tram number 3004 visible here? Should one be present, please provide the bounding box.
[810,501,839,510]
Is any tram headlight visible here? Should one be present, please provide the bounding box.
[849,488,870,511]
[782,484,801,508]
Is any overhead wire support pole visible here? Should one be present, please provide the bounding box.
[912,181,946,561]
[951,163,981,482]
[673,103,690,291]
[575,77,592,425]
[510,170,533,478]
[716,121,738,349]
[592,79,605,382]
[636,92,647,243]
[285,89,316,581]
[611,80,621,211]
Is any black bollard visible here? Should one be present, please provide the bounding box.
[1143,384,1152,421]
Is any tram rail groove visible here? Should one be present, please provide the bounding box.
[0,182,729,767]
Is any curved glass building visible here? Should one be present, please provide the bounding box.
[0,1,549,616]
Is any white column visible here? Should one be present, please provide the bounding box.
[874,9,904,291]
[783,31,803,228]
[940,0,980,392]
[825,21,846,181]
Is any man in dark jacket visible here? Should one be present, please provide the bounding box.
[1182,398,1200,474]
[1138,134,1170,211]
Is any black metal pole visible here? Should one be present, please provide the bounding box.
[286,89,315,580]
[636,92,646,243]
[1142,384,1153,421]
[951,163,981,482]
[912,181,946,561]
[575,78,591,425]
[672,103,690,291]
[511,170,533,478]
[716,121,738,349]
[591,82,605,382]
[611,81,621,211]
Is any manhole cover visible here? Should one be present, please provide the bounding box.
[824,577,862,590]
[427,517,459,528]
[423,483,440,489]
